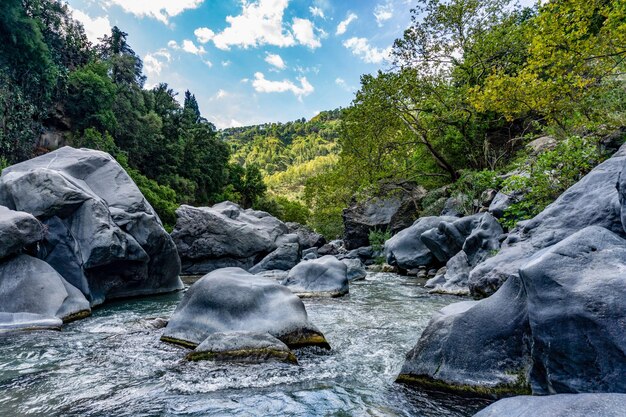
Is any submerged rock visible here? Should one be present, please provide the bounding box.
[171,202,289,275]
[162,267,329,349]
[0,254,91,330]
[474,394,626,417]
[186,331,297,364]
[0,206,44,260]
[281,255,349,297]
[470,144,626,298]
[0,147,182,306]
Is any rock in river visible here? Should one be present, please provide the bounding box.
[0,206,44,260]
[162,267,329,349]
[473,394,626,417]
[0,254,91,330]
[281,255,349,297]
[342,258,367,282]
[171,202,289,274]
[0,147,182,306]
[186,331,297,364]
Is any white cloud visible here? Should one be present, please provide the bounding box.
[291,18,321,49]
[374,2,394,26]
[168,40,180,49]
[222,60,232,67]
[336,13,357,35]
[143,49,171,87]
[343,37,391,64]
[182,39,206,55]
[194,27,215,44]
[105,0,204,24]
[252,72,314,100]
[309,6,325,19]
[214,89,229,99]
[335,77,355,91]
[211,0,295,50]
[69,7,111,44]
[265,53,286,70]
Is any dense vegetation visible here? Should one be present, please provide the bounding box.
[1,0,625,239]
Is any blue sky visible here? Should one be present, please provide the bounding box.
[65,0,416,128]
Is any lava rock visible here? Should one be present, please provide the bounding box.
[282,255,349,297]
[342,183,426,250]
[519,226,626,394]
[342,258,367,281]
[317,240,345,256]
[0,147,182,306]
[0,254,91,330]
[0,206,44,260]
[473,394,626,417]
[186,331,297,364]
[172,202,289,275]
[162,267,328,349]
[470,144,626,297]
[249,242,300,274]
[397,274,531,396]
[384,216,457,270]
[286,222,326,249]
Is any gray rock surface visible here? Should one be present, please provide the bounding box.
[342,258,367,281]
[186,331,297,364]
[286,222,325,249]
[470,144,626,297]
[249,242,300,274]
[384,216,456,270]
[282,255,349,297]
[162,267,328,349]
[474,394,626,417]
[0,206,44,260]
[342,183,426,250]
[0,254,91,330]
[397,274,531,396]
[0,147,182,306]
[172,202,289,274]
[519,226,626,394]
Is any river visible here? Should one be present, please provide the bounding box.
[0,273,491,416]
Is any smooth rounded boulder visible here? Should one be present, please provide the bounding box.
[474,394,626,417]
[281,255,349,297]
[519,226,626,394]
[0,147,182,306]
[162,267,329,349]
[0,206,44,260]
[0,254,91,330]
[171,202,289,274]
[186,331,297,364]
[249,242,300,274]
[384,216,456,270]
[342,258,367,281]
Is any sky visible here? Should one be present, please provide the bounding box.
[64,0,418,129]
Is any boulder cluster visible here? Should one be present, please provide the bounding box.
[390,144,626,412]
[0,147,182,331]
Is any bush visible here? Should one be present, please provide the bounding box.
[368,229,391,264]
[449,170,503,215]
[254,196,311,225]
[501,136,606,229]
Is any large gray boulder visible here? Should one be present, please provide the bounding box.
[520,226,626,394]
[286,222,325,249]
[399,225,626,397]
[249,242,300,274]
[186,331,297,364]
[0,254,91,330]
[469,144,626,298]
[474,394,626,417]
[397,274,531,396]
[281,255,349,297]
[342,183,426,250]
[0,147,182,306]
[342,258,367,281]
[428,213,504,295]
[384,216,457,270]
[0,206,44,260]
[171,202,289,274]
[162,267,329,349]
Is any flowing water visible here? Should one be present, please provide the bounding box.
[0,273,491,416]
